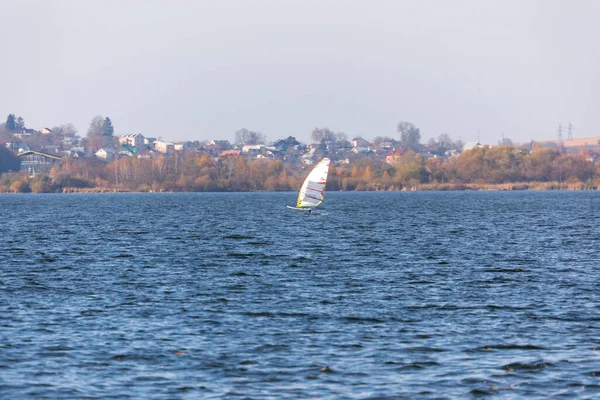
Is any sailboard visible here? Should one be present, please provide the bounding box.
[287,157,331,212]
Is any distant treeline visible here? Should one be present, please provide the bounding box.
[1,145,599,193]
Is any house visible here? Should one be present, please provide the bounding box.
[18,143,31,153]
[17,150,62,176]
[350,138,372,148]
[119,133,146,149]
[242,144,264,154]
[12,132,31,140]
[40,127,53,135]
[385,148,406,165]
[68,147,87,158]
[272,136,301,151]
[41,144,63,155]
[352,147,370,154]
[118,149,135,157]
[210,140,231,148]
[154,139,174,154]
[95,148,116,161]
[462,142,482,151]
[174,141,196,151]
[219,150,241,158]
[378,139,398,150]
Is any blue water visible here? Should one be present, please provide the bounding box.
[1,191,599,398]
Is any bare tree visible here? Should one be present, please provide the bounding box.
[87,115,106,138]
[311,127,336,143]
[397,121,422,152]
[52,123,78,138]
[235,128,265,145]
[373,136,393,146]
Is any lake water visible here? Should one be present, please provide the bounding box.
[1,191,599,399]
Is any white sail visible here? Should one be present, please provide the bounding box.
[296,157,331,208]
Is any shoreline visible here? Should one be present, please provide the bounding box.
[1,181,597,194]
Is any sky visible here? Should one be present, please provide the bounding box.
[1,0,599,145]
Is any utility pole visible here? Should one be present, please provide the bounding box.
[557,123,565,154]
[568,121,574,140]
[557,123,563,190]
[557,123,563,142]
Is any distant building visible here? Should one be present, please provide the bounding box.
[385,148,406,166]
[154,139,174,154]
[40,127,53,135]
[462,142,482,151]
[17,150,61,176]
[95,148,116,161]
[350,138,372,148]
[174,141,196,151]
[242,144,264,154]
[119,133,146,149]
[351,147,370,154]
[210,140,231,148]
[12,132,31,140]
[68,147,87,158]
[219,150,241,158]
[18,144,32,153]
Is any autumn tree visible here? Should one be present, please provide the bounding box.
[392,150,428,187]
[523,147,558,182]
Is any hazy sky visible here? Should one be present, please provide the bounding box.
[1,0,598,145]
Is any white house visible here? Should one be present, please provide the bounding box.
[242,144,264,154]
[119,133,146,149]
[154,139,174,154]
[462,142,482,151]
[95,148,116,161]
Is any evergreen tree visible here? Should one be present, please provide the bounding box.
[6,114,16,132]
[15,116,25,131]
[103,117,114,136]
[0,146,20,173]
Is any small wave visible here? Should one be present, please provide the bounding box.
[405,346,448,353]
[466,344,546,352]
[113,253,135,258]
[342,316,386,324]
[80,309,105,316]
[223,234,254,240]
[502,360,553,372]
[245,311,309,318]
[223,253,257,259]
[483,268,525,273]
[397,361,440,370]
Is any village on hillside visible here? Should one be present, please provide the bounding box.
[1,114,600,193]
